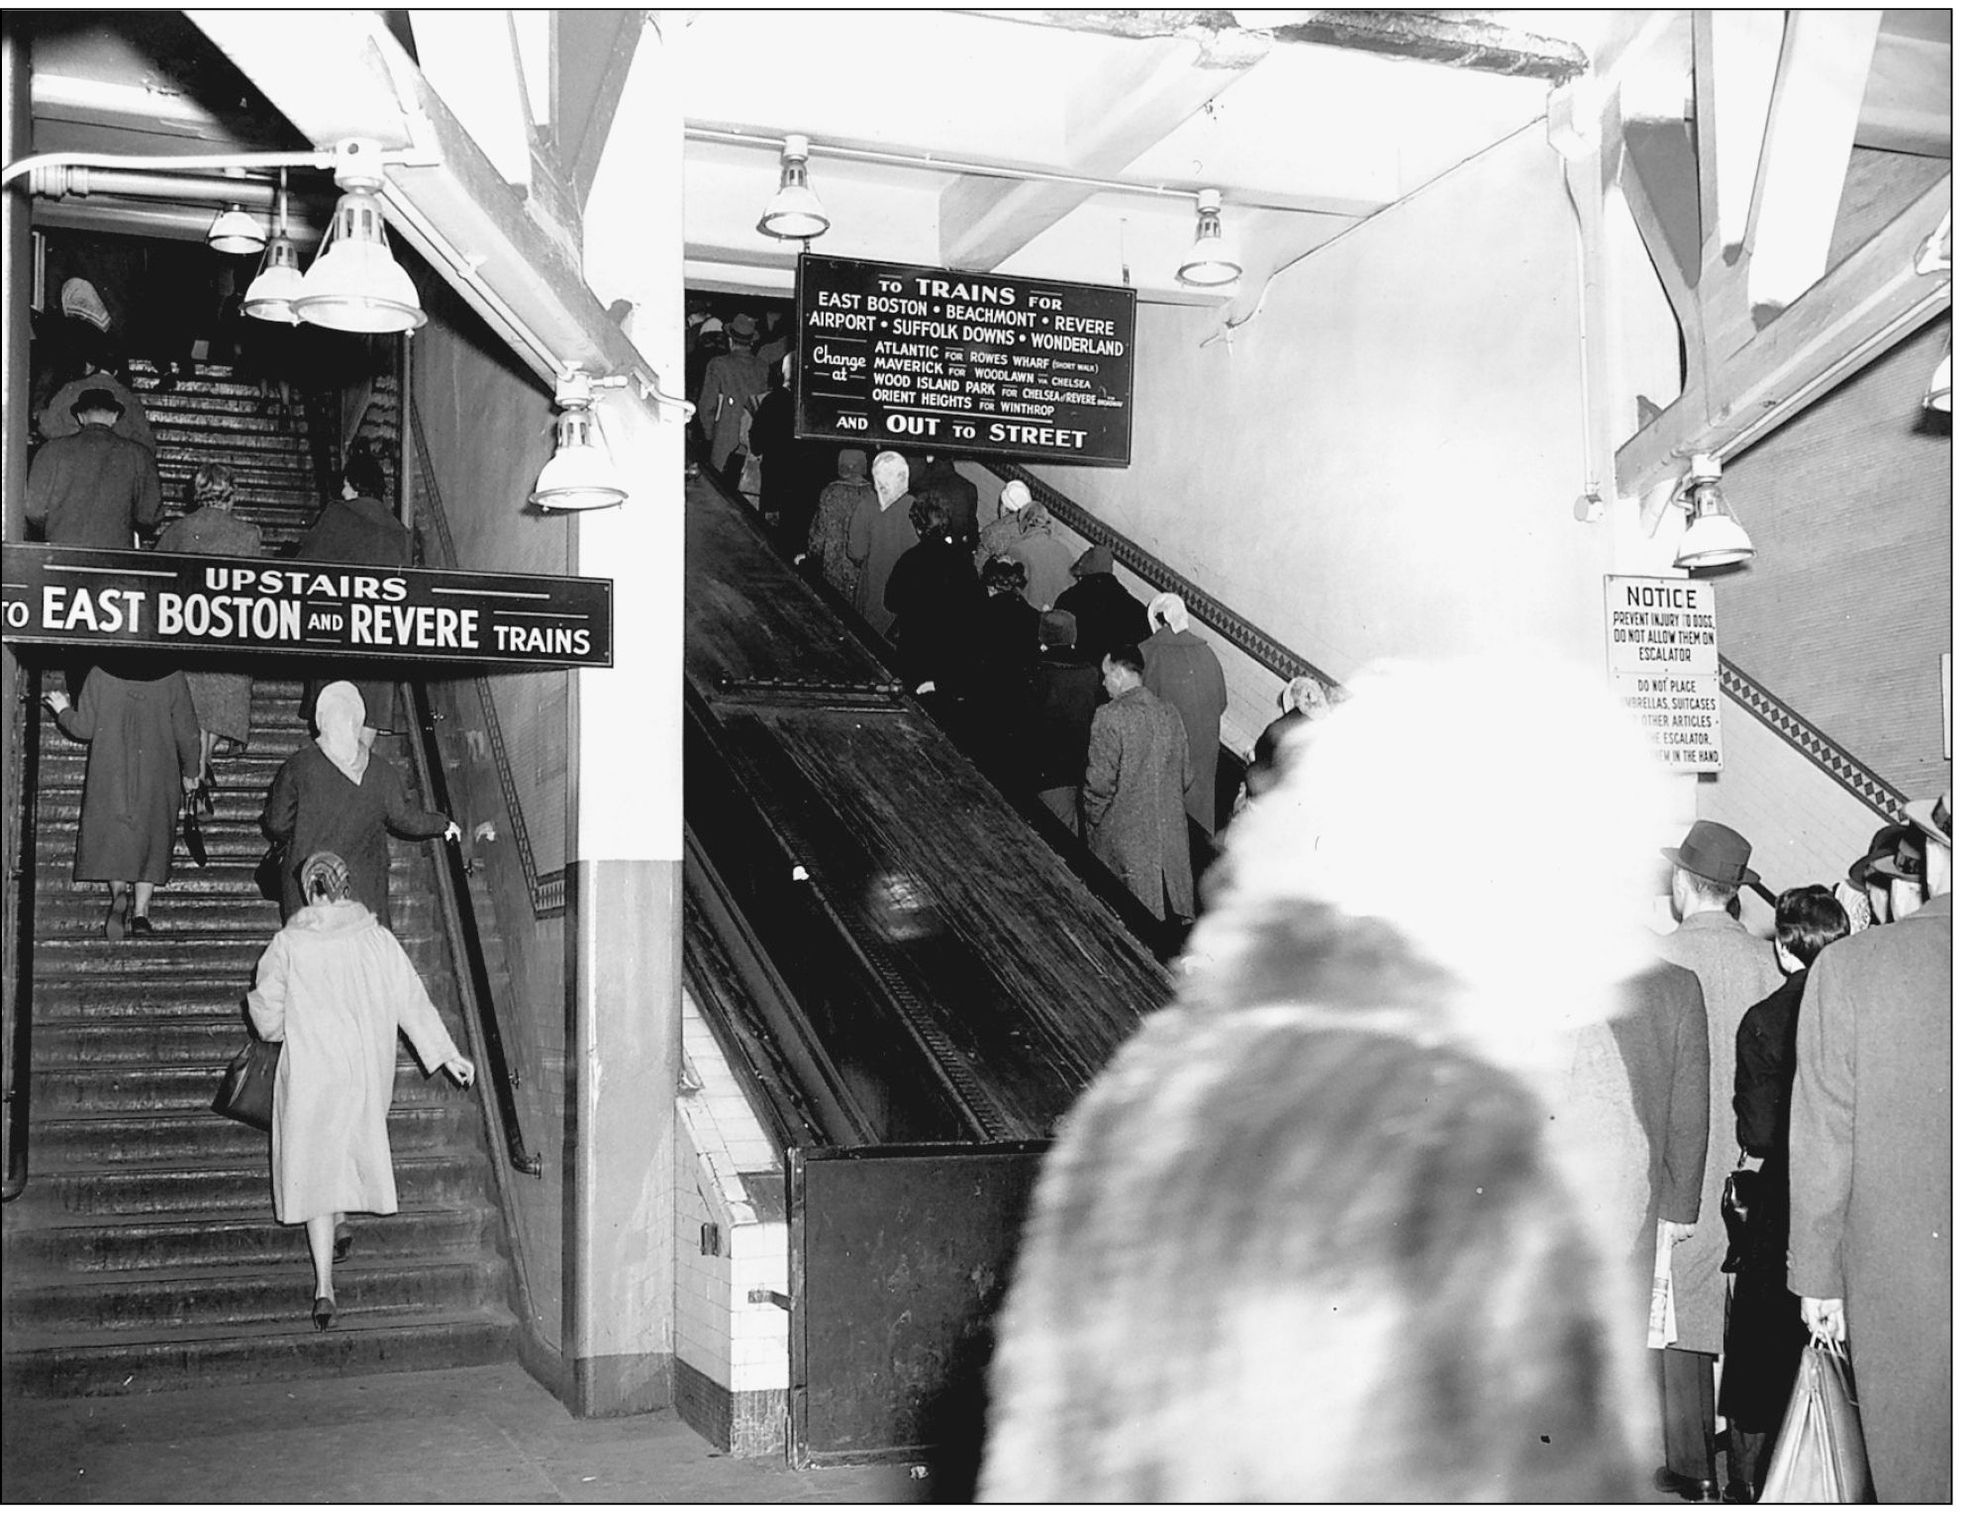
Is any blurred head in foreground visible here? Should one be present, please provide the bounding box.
[979,656,1671,1502]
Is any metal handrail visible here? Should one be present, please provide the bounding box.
[405,679,541,1177]
[2,666,43,1202]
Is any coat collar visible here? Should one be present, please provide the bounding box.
[1675,908,1751,935]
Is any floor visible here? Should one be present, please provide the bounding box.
[1,1362,929,1505]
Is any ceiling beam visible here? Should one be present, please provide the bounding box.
[409,11,534,189]
[1855,28,1951,157]
[556,10,645,212]
[940,34,1263,271]
[1614,172,1951,497]
[1742,11,1882,319]
[187,10,646,394]
[974,9,1584,80]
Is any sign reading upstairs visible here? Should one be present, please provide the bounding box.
[794,252,1135,466]
[1,544,614,668]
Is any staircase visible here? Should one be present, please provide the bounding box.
[2,360,516,1396]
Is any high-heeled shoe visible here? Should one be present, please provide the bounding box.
[312,1295,337,1332]
[104,896,127,942]
[130,915,155,936]
[333,1229,353,1264]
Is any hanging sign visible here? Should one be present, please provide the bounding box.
[794,252,1135,466]
[1605,575,1722,772]
[1,545,614,668]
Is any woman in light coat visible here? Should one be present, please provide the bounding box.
[247,850,475,1329]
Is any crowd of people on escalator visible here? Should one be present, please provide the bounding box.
[685,302,1292,945]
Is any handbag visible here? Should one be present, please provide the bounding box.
[1719,1158,1763,1273]
[253,843,287,904]
[212,1038,281,1130]
[181,790,208,868]
[1762,1337,1874,1502]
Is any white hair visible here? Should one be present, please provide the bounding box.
[871,450,909,507]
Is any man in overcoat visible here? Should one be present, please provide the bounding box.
[25,387,162,548]
[1789,791,1950,1503]
[1653,820,1782,1500]
[1140,593,1228,836]
[1083,643,1193,925]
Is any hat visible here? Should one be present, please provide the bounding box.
[727,313,758,339]
[1000,479,1032,512]
[1039,609,1078,648]
[72,386,124,418]
[699,317,724,334]
[60,277,111,332]
[1904,789,1951,849]
[1661,820,1760,888]
[1148,591,1190,634]
[1072,544,1113,577]
[1847,823,1916,884]
[1872,828,1926,881]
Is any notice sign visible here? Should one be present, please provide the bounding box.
[794,252,1135,466]
[2,545,614,668]
[1605,575,1722,771]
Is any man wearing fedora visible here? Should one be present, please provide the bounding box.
[697,311,769,488]
[1653,820,1782,1501]
[1788,790,1951,1503]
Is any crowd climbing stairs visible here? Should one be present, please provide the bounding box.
[2,359,516,1396]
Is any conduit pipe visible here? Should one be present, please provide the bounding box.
[0,147,342,190]
[28,164,283,208]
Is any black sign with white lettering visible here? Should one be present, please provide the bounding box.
[794,252,1134,466]
[1,545,613,667]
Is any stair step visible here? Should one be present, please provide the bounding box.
[31,895,441,937]
[2,1204,493,1276]
[11,1151,487,1219]
[6,1257,507,1336]
[25,1103,478,1170]
[30,1060,467,1117]
[1,1307,517,1399]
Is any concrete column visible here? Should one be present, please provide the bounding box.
[561,14,688,1419]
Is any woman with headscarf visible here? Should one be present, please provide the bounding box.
[1139,592,1228,835]
[846,450,919,636]
[44,658,201,938]
[153,462,266,790]
[804,448,876,597]
[261,683,459,929]
[248,849,476,1330]
[1245,676,1334,802]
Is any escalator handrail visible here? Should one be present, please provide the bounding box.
[404,679,541,1177]
[2,666,42,1202]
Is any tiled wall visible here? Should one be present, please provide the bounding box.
[673,991,790,1458]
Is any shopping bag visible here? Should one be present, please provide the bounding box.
[212,1038,281,1131]
[1761,1337,1874,1502]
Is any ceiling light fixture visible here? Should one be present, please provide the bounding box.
[530,371,629,512]
[243,173,303,325]
[758,134,829,241]
[1924,335,1950,414]
[207,203,266,256]
[293,141,426,335]
[1672,453,1755,570]
[1177,189,1241,287]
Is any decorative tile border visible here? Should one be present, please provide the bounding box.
[998,463,1343,694]
[1001,466,1908,821]
[1720,658,1907,820]
[407,394,567,918]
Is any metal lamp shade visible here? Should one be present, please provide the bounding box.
[208,204,267,256]
[294,190,426,334]
[760,146,829,240]
[1674,483,1755,569]
[1177,193,1240,287]
[529,410,627,511]
[243,236,305,324]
